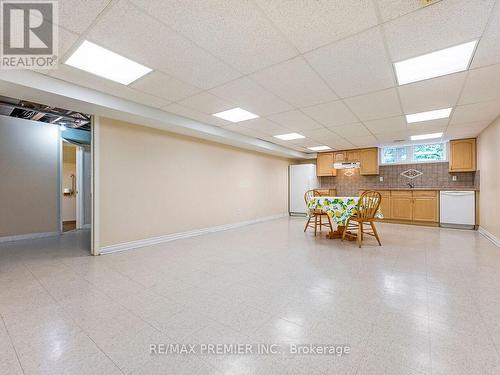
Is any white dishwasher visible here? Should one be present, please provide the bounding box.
[439,191,475,229]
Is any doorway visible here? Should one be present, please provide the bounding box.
[61,141,92,233]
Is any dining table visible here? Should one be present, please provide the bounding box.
[307,196,383,239]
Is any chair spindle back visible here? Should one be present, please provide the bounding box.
[357,191,382,219]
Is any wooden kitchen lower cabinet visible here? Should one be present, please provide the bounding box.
[378,191,391,219]
[390,191,413,221]
[412,191,438,222]
[359,189,438,225]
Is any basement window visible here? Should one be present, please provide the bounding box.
[381,142,447,165]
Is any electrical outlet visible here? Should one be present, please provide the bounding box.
[452,175,457,181]
[379,176,384,182]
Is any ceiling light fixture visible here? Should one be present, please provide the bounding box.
[308,145,332,151]
[410,132,443,141]
[212,107,259,123]
[394,40,477,85]
[65,40,152,85]
[274,133,305,140]
[406,108,452,123]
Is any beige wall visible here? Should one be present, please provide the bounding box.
[478,117,500,239]
[99,118,290,248]
[0,117,60,237]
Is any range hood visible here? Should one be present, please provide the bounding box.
[333,162,360,169]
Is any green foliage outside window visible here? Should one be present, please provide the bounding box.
[381,143,446,164]
[413,143,445,161]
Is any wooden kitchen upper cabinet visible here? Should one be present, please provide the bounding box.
[346,151,359,162]
[316,152,336,176]
[390,191,413,221]
[412,191,438,222]
[359,148,379,175]
[333,152,346,163]
[449,138,476,172]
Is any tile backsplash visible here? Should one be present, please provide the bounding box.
[320,162,478,196]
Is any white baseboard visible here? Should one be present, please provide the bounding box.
[100,213,288,255]
[0,231,60,244]
[81,224,91,229]
[478,226,500,248]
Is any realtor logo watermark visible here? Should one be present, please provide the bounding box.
[1,0,58,69]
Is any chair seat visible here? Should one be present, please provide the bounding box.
[310,209,327,215]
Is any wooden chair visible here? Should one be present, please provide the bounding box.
[304,189,333,236]
[342,191,382,248]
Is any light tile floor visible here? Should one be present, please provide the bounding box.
[1,217,500,374]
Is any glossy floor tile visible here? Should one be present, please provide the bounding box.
[1,217,499,374]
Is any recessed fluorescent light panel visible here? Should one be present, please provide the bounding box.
[274,133,305,141]
[406,108,452,123]
[308,145,332,151]
[410,132,443,141]
[65,40,152,85]
[394,40,477,85]
[212,107,259,123]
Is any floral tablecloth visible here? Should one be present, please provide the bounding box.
[307,196,383,225]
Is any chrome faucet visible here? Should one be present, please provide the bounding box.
[407,182,415,189]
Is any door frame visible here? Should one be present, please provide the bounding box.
[91,115,100,256]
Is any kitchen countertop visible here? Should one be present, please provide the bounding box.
[358,187,479,191]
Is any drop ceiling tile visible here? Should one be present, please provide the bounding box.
[344,88,402,121]
[56,0,110,34]
[239,118,289,136]
[398,72,466,114]
[445,121,491,138]
[131,71,201,102]
[131,0,297,74]
[444,129,481,139]
[450,99,500,125]
[250,57,337,107]
[301,100,358,127]
[58,27,79,58]
[176,92,236,115]
[364,116,407,134]
[407,118,448,135]
[87,0,240,89]
[50,65,170,108]
[163,103,230,127]
[376,131,410,144]
[266,110,323,131]
[375,0,429,22]
[209,77,292,116]
[348,135,379,148]
[254,0,378,52]
[471,2,500,68]
[329,123,371,138]
[304,28,395,98]
[222,123,268,139]
[289,138,321,148]
[458,64,500,104]
[324,138,355,150]
[300,128,339,141]
[383,0,494,61]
